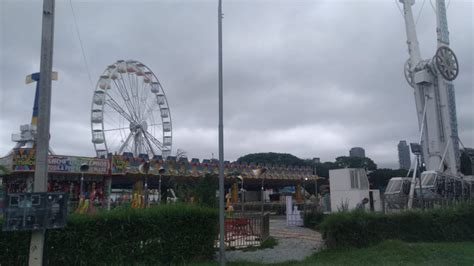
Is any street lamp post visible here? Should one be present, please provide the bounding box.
[217,0,225,264]
[314,177,318,206]
[261,179,264,215]
[312,163,319,207]
[303,177,308,216]
[158,166,165,204]
[253,168,267,216]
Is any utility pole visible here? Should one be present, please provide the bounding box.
[29,0,55,265]
[217,0,225,265]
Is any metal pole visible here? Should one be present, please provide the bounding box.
[29,0,55,265]
[217,0,225,264]
[417,155,425,210]
[408,156,418,209]
[106,177,112,211]
[303,180,306,216]
[314,178,318,204]
[313,166,319,207]
[158,174,162,204]
[144,173,148,207]
[241,179,244,214]
[261,178,264,216]
[80,173,84,197]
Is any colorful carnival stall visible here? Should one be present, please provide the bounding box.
[0,149,319,211]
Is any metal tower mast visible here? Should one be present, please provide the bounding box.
[433,0,460,174]
[399,0,460,208]
[400,0,460,175]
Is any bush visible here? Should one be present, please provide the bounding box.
[320,204,474,249]
[0,204,218,265]
[195,174,218,208]
[304,210,326,230]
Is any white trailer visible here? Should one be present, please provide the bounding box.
[329,168,375,212]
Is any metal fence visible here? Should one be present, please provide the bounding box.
[219,213,270,248]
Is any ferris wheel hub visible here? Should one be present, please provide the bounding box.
[129,121,148,133]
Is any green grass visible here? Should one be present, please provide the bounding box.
[236,237,278,252]
[301,240,474,266]
[192,240,474,266]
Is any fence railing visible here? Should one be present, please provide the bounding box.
[218,213,270,248]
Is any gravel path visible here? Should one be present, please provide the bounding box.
[224,217,323,264]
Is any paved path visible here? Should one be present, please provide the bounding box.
[225,217,323,264]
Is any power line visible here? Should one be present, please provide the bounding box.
[416,0,426,25]
[395,0,426,25]
[69,0,94,89]
[395,0,404,18]
[429,0,436,13]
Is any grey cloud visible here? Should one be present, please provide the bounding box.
[1,0,472,169]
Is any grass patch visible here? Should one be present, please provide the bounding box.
[303,240,474,266]
[193,240,474,266]
[260,236,278,249]
[241,237,278,252]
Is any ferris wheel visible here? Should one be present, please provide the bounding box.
[90,60,172,159]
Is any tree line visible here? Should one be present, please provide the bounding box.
[237,152,407,191]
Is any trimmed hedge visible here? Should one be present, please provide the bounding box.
[320,204,474,249]
[1,204,218,265]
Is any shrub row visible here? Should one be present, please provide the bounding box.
[1,204,218,265]
[320,204,474,249]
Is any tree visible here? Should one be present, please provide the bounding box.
[313,161,340,178]
[460,150,473,175]
[368,168,409,191]
[173,178,197,203]
[175,148,187,161]
[195,174,218,208]
[334,156,377,171]
[237,152,307,166]
[0,165,9,175]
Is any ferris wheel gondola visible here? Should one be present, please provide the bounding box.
[90,60,172,159]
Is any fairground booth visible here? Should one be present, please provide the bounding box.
[0,148,320,211]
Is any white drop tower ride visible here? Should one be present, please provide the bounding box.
[395,0,472,208]
[401,0,460,176]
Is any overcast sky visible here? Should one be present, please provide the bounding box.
[0,0,472,169]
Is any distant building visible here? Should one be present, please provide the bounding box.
[398,141,411,170]
[349,147,365,158]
